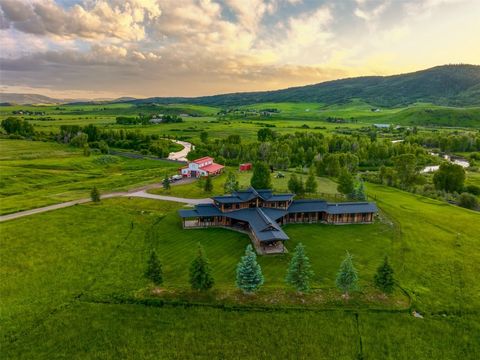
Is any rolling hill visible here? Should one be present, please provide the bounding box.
[128,64,480,107]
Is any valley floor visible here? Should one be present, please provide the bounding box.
[1,180,479,358]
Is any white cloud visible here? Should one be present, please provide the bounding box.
[0,0,161,40]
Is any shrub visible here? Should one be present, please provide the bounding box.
[458,193,478,210]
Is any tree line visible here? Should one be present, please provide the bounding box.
[145,243,396,298]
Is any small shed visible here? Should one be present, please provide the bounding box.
[239,163,252,171]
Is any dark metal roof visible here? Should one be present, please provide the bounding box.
[212,187,294,204]
[178,204,223,218]
[288,200,328,213]
[180,190,378,243]
[288,200,377,215]
[326,202,378,214]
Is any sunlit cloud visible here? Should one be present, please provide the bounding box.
[0,0,479,98]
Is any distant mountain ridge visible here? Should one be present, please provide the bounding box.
[2,64,479,107]
[0,93,136,105]
[127,64,480,107]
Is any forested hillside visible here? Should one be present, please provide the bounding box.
[129,64,480,107]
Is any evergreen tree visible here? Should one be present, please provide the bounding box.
[236,245,264,294]
[145,250,163,285]
[224,171,239,193]
[354,181,366,201]
[90,186,101,202]
[162,174,171,190]
[285,243,314,293]
[204,176,213,192]
[337,170,355,198]
[336,251,358,299]
[374,256,395,294]
[189,244,214,291]
[305,168,318,194]
[250,162,272,189]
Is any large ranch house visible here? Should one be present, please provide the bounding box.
[180,157,224,178]
[179,188,378,254]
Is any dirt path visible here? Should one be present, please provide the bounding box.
[167,140,193,162]
[0,178,209,223]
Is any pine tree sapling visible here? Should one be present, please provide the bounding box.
[189,244,214,291]
[374,256,395,294]
[286,243,314,293]
[336,251,358,299]
[145,250,163,286]
[163,174,171,190]
[90,186,101,203]
[236,245,264,294]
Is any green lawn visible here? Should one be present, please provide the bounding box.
[1,181,479,358]
[151,169,339,199]
[0,139,179,214]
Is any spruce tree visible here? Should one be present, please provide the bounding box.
[336,251,358,299]
[374,256,395,294]
[162,174,171,190]
[305,168,318,194]
[353,181,366,201]
[90,186,101,202]
[204,175,213,192]
[145,250,163,286]
[224,171,239,193]
[236,245,264,294]
[285,243,314,293]
[189,244,214,291]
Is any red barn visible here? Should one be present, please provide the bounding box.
[239,163,252,171]
[180,157,224,178]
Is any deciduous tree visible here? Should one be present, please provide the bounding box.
[305,168,318,194]
[337,170,355,198]
[433,162,465,193]
[204,176,213,192]
[250,162,272,189]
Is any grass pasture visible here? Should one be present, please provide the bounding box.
[0,139,179,214]
[150,169,339,199]
[1,181,479,358]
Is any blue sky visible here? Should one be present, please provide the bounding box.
[0,0,479,98]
